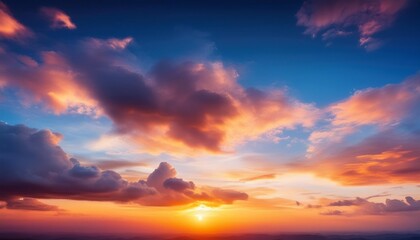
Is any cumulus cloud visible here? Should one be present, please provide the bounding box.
[163,178,195,192]
[0,36,318,154]
[296,0,408,50]
[0,2,30,39]
[0,122,156,202]
[0,123,248,208]
[40,7,76,29]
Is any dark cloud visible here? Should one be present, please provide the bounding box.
[0,34,317,153]
[0,122,248,208]
[328,197,367,207]
[0,122,156,202]
[5,198,60,211]
[325,196,420,215]
[163,178,195,192]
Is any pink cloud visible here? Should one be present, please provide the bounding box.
[308,75,420,155]
[0,2,30,39]
[330,76,420,127]
[40,7,76,30]
[296,0,408,50]
[0,37,319,153]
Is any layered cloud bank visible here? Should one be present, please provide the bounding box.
[0,122,248,210]
[319,196,420,216]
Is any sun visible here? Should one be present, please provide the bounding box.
[196,214,204,221]
[187,204,213,222]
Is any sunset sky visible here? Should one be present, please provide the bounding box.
[0,0,420,235]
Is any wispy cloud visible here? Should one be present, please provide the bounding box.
[296,0,408,50]
[40,7,76,29]
[0,2,30,39]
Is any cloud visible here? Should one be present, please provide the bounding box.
[328,197,367,207]
[5,198,60,211]
[329,76,420,127]
[0,122,156,202]
[0,122,248,208]
[304,130,420,185]
[320,210,344,216]
[94,160,148,170]
[302,76,420,185]
[87,37,134,50]
[324,196,420,215]
[0,2,30,39]
[212,188,249,204]
[163,178,195,192]
[296,0,408,50]
[240,173,277,182]
[0,50,98,114]
[307,75,420,151]
[40,7,76,29]
[0,37,319,154]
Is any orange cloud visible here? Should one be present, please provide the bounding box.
[308,75,420,155]
[40,7,76,29]
[240,173,277,182]
[0,2,30,39]
[0,50,98,114]
[330,76,420,127]
[300,130,420,185]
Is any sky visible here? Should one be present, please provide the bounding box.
[0,0,420,235]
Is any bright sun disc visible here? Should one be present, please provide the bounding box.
[196,214,204,221]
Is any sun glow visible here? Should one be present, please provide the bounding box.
[196,214,204,221]
[188,204,213,222]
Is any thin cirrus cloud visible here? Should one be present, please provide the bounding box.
[0,2,30,39]
[40,7,76,30]
[0,122,248,209]
[0,34,319,154]
[296,0,408,50]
